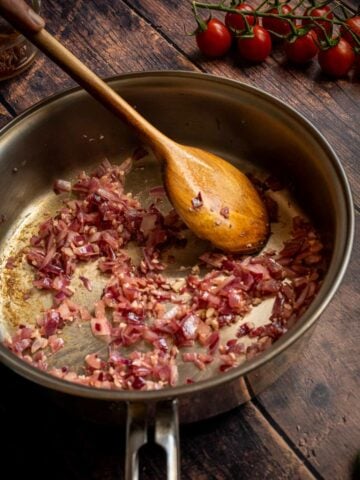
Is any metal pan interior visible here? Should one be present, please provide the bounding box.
[0,72,353,400]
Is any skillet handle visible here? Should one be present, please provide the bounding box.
[154,400,180,480]
[0,0,45,33]
[125,399,180,480]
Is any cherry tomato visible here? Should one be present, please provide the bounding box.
[341,16,360,47]
[302,6,333,39]
[225,3,256,33]
[262,4,293,38]
[355,54,360,78]
[196,18,232,58]
[318,38,355,77]
[237,25,272,62]
[284,30,318,64]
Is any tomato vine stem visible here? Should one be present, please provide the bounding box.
[192,0,360,47]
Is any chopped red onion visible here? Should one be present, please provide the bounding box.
[80,276,92,291]
[48,335,64,353]
[140,213,158,237]
[85,353,103,369]
[220,206,230,219]
[149,186,166,198]
[5,256,16,269]
[53,179,71,194]
[6,162,325,391]
[191,192,203,209]
[91,317,111,337]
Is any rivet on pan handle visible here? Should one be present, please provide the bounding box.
[125,400,180,480]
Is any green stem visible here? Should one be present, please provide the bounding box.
[242,13,252,35]
[192,0,360,47]
[192,1,208,31]
[341,23,360,46]
[193,1,355,27]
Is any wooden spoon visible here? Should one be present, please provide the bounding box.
[0,0,269,253]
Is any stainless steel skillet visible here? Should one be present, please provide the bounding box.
[0,71,354,479]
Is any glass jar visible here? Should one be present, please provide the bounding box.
[0,0,41,81]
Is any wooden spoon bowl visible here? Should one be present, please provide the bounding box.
[163,144,269,252]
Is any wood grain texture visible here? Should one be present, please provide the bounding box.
[0,1,359,479]
[0,0,195,111]
[0,101,13,127]
[256,212,360,480]
[0,363,314,480]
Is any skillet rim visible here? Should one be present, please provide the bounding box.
[0,70,354,401]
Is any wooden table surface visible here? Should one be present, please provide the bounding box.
[1,1,359,479]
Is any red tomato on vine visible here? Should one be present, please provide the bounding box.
[340,16,360,47]
[225,3,256,33]
[302,5,334,39]
[355,54,360,78]
[237,25,272,62]
[262,4,293,39]
[284,30,318,64]
[318,38,355,78]
[196,18,232,58]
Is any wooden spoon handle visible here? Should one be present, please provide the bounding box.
[0,0,44,33]
[0,0,169,151]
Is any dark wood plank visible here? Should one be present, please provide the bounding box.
[0,0,196,112]
[125,0,360,207]
[0,102,13,128]
[343,0,360,10]
[256,211,360,480]
[0,363,315,480]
